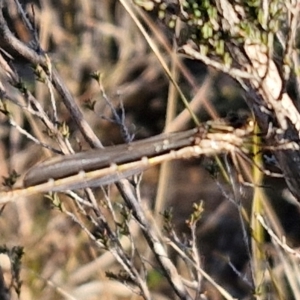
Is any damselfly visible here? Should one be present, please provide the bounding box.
[0,120,255,203]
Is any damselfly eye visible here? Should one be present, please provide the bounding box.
[225,112,253,129]
[206,112,254,135]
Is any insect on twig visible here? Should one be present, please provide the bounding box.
[0,120,259,203]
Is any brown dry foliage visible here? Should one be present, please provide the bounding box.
[0,1,300,300]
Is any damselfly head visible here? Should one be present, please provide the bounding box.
[225,111,254,132]
[206,112,254,135]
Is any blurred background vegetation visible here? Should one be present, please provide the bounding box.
[1,0,300,299]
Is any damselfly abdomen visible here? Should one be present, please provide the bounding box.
[23,121,253,191]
